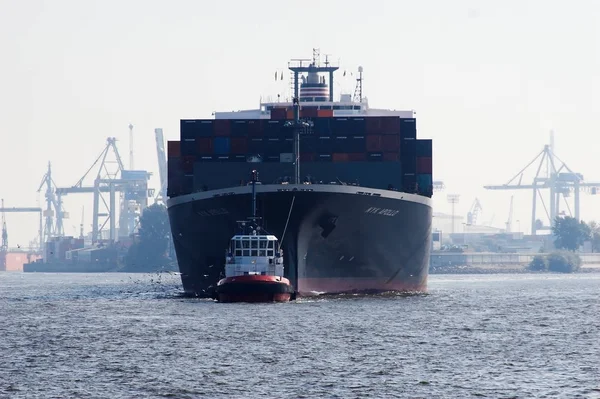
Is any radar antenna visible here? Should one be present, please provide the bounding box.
[353,66,364,103]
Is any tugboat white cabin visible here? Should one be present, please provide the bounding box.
[225,231,284,278]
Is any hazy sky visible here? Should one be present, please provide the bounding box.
[1,0,599,246]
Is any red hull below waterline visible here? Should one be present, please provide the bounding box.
[215,275,295,303]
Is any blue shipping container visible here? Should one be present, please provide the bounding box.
[399,118,416,139]
[402,173,417,193]
[415,139,432,157]
[417,174,432,190]
[231,120,249,137]
[400,138,416,156]
[213,137,231,155]
[314,118,333,136]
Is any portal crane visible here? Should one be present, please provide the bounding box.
[466,198,483,225]
[484,140,600,235]
[37,162,66,241]
[55,137,150,244]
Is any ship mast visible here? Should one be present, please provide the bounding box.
[287,49,338,184]
[293,98,301,184]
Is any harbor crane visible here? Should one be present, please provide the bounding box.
[466,198,483,225]
[484,141,600,235]
[37,162,66,242]
[0,200,43,253]
[54,137,151,244]
[154,128,168,205]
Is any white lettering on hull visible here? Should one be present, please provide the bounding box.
[197,208,229,217]
[364,207,399,217]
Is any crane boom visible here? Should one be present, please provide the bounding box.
[155,128,168,203]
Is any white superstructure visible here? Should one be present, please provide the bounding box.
[214,100,415,120]
[214,49,415,120]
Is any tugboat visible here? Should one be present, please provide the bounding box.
[214,170,295,303]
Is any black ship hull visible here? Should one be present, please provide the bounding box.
[168,184,432,297]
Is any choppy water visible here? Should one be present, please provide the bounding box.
[0,272,598,399]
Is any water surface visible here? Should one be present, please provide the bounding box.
[1,272,598,398]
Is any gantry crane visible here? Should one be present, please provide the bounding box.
[54,137,151,244]
[0,201,43,253]
[484,141,600,235]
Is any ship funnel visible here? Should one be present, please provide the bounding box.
[299,62,329,102]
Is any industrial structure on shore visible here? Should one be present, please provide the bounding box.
[0,126,171,272]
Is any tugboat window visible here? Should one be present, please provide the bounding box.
[235,250,242,256]
[242,240,250,249]
[259,249,266,256]
[243,250,250,256]
[251,250,258,256]
[235,241,242,249]
[259,241,267,249]
[267,241,274,249]
[267,250,274,257]
[251,240,258,249]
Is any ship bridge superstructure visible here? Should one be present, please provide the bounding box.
[214,49,415,120]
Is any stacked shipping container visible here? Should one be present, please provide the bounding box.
[168,115,433,198]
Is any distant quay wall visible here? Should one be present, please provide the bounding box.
[430,252,600,267]
[430,252,600,274]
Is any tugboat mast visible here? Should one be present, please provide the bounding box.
[251,169,258,221]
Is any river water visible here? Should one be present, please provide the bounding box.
[0,272,598,398]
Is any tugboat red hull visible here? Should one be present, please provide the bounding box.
[215,275,294,303]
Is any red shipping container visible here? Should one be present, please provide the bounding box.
[271,107,287,120]
[301,107,319,118]
[366,117,383,135]
[317,109,334,118]
[286,109,294,119]
[182,155,195,173]
[300,153,316,161]
[230,137,248,154]
[167,141,181,157]
[332,153,349,162]
[348,153,367,161]
[381,135,400,151]
[416,157,432,174]
[247,120,264,137]
[196,138,213,155]
[213,120,231,136]
[381,117,401,133]
[383,152,399,161]
[366,135,382,152]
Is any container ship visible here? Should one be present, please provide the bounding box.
[167,50,434,297]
